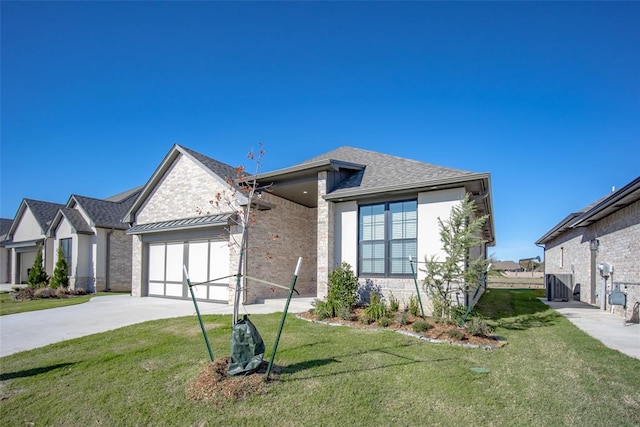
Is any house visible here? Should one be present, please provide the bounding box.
[4,199,65,284]
[46,187,141,292]
[3,188,140,291]
[0,218,14,283]
[492,260,523,273]
[125,144,495,312]
[536,176,640,319]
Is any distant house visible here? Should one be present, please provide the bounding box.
[3,188,140,291]
[46,188,141,291]
[124,145,495,312]
[492,261,522,273]
[536,176,640,319]
[0,218,14,283]
[4,199,65,284]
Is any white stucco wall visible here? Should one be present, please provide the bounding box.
[334,201,358,269]
[417,188,466,280]
[12,209,42,242]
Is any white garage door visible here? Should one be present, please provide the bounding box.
[147,240,229,302]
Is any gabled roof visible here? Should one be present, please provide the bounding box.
[69,193,138,230]
[104,185,144,203]
[47,208,94,237]
[0,218,13,243]
[304,146,480,198]
[124,144,248,223]
[8,199,66,237]
[536,176,640,245]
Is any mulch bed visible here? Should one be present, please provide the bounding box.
[297,308,506,349]
[186,357,280,407]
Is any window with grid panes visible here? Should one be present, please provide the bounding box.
[358,200,417,276]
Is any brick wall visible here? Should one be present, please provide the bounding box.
[106,229,133,292]
[545,200,640,319]
[244,192,317,303]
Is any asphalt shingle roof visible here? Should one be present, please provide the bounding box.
[179,145,239,182]
[24,199,66,231]
[301,146,477,196]
[72,194,139,229]
[59,208,93,234]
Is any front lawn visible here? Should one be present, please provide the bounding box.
[0,291,128,316]
[1,289,638,426]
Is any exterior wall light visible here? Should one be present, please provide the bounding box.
[590,239,600,251]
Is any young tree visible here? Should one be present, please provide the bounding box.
[50,247,69,289]
[422,194,488,319]
[27,244,49,288]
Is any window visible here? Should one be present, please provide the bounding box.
[359,200,417,276]
[60,238,72,272]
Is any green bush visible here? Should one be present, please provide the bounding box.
[408,295,420,316]
[336,305,355,321]
[412,320,431,333]
[447,329,465,340]
[34,287,57,299]
[378,317,392,327]
[359,313,374,325]
[388,292,399,313]
[327,262,359,316]
[364,292,388,321]
[464,317,494,337]
[50,247,69,289]
[396,311,410,326]
[27,245,49,289]
[313,300,332,320]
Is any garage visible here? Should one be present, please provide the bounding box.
[147,239,230,302]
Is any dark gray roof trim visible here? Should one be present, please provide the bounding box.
[71,195,135,229]
[255,159,365,183]
[123,144,248,223]
[104,186,144,203]
[569,176,640,228]
[126,213,235,235]
[536,176,640,245]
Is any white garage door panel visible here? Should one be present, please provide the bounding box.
[188,241,209,283]
[165,283,183,297]
[166,243,183,282]
[147,239,229,301]
[149,282,164,295]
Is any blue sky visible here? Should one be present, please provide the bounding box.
[1,2,638,262]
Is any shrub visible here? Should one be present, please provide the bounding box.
[13,287,35,301]
[396,311,410,326]
[464,317,494,337]
[408,295,420,317]
[34,287,57,299]
[388,292,399,313]
[50,247,69,289]
[364,292,388,321]
[327,262,359,316]
[313,300,332,320]
[359,313,374,325]
[336,305,355,321]
[412,320,431,333]
[27,245,49,289]
[378,317,392,327]
[447,329,465,340]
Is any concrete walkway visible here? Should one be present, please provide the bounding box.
[0,294,315,357]
[540,299,640,360]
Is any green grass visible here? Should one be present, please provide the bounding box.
[0,291,128,316]
[1,289,639,426]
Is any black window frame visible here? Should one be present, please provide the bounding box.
[358,199,417,278]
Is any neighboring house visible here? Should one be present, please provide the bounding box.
[4,199,65,284]
[492,261,523,273]
[46,188,141,292]
[0,218,14,283]
[125,144,495,312]
[536,176,640,319]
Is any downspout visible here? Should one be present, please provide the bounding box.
[105,228,114,291]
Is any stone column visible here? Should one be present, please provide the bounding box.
[317,171,334,299]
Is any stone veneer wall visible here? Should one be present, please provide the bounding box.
[545,200,640,319]
[316,171,333,300]
[244,192,317,303]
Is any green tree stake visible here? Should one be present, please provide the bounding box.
[266,257,302,381]
[183,266,214,362]
[409,257,426,320]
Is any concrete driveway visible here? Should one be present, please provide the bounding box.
[0,294,315,357]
